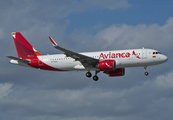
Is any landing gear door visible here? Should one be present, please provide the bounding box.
[142,49,147,59]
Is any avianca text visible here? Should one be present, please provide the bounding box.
[99,52,130,59]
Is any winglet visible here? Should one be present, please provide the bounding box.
[49,36,58,46]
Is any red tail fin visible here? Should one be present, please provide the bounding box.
[12,32,42,58]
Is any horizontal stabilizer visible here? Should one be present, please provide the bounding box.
[7,56,30,64]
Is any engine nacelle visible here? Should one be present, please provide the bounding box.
[104,68,125,77]
[97,60,116,71]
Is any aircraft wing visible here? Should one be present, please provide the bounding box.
[49,36,99,68]
[7,56,30,64]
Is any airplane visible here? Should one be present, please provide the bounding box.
[7,32,168,81]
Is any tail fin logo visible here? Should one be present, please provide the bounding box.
[12,32,43,58]
[12,32,16,38]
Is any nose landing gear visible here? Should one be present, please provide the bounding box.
[145,72,149,76]
[144,66,149,76]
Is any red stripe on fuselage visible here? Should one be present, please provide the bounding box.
[24,57,66,71]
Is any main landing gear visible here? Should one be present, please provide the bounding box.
[86,71,99,81]
[86,72,92,78]
[144,66,149,76]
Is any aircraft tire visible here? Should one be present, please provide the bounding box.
[86,72,92,78]
[93,75,99,81]
[144,72,149,76]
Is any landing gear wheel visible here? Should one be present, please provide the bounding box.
[93,75,99,81]
[144,66,149,76]
[144,72,149,76]
[86,72,92,78]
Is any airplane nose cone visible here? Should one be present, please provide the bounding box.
[162,55,168,63]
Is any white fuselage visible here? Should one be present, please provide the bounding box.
[36,48,168,71]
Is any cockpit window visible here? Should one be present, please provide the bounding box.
[153,52,161,54]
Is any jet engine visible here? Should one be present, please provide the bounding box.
[97,60,116,71]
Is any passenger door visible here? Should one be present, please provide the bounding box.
[142,49,147,59]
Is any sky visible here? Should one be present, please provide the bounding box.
[0,0,173,120]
